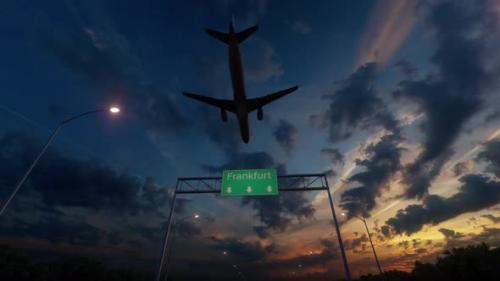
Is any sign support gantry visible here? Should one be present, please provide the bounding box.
[155,173,352,281]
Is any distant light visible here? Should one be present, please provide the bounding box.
[309,251,313,255]
[341,212,346,216]
[109,106,120,114]
[223,251,228,255]
[194,214,200,219]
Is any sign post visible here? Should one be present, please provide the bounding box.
[221,169,278,196]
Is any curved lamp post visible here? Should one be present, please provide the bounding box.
[0,106,121,216]
[342,212,385,280]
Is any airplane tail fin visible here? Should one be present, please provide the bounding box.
[205,24,258,45]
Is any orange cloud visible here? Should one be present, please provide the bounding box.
[355,0,418,68]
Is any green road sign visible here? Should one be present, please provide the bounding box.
[221,169,279,196]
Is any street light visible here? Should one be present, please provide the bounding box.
[161,213,200,281]
[0,106,121,217]
[341,212,385,280]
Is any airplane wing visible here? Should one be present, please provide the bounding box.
[246,86,299,112]
[183,92,236,112]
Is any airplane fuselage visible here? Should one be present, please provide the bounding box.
[227,33,250,143]
[183,23,298,143]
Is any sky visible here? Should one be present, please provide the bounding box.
[0,0,500,280]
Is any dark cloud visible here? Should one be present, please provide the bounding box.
[394,1,492,199]
[246,39,284,83]
[483,110,500,124]
[481,214,500,224]
[211,237,274,262]
[317,62,398,142]
[273,119,298,156]
[242,191,315,237]
[381,225,391,238]
[438,228,464,240]
[266,239,338,269]
[0,215,104,245]
[393,59,417,78]
[344,234,368,253]
[340,134,403,217]
[453,162,469,177]
[384,174,500,235]
[439,226,500,249]
[471,227,500,247]
[41,11,187,134]
[174,220,201,238]
[0,131,169,215]
[321,148,344,166]
[476,140,500,177]
[203,151,286,174]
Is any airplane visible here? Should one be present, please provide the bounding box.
[183,22,298,143]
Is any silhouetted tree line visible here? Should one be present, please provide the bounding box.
[357,243,500,281]
[0,245,152,281]
[1,243,499,280]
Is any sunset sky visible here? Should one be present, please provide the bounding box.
[1,0,500,280]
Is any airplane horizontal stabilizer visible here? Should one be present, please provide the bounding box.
[235,25,258,43]
[183,92,236,112]
[206,29,230,44]
[206,25,258,45]
[246,86,299,112]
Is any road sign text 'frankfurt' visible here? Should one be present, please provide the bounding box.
[221,169,278,196]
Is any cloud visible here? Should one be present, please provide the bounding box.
[266,238,338,269]
[203,151,285,174]
[41,12,187,135]
[481,214,500,223]
[0,215,105,245]
[394,59,417,78]
[174,220,202,238]
[287,20,312,35]
[439,226,500,249]
[344,234,368,253]
[340,134,403,217]
[438,228,464,240]
[211,237,274,262]
[317,63,399,142]
[246,39,284,83]
[394,1,492,199]
[476,140,500,177]
[355,0,417,67]
[453,162,469,177]
[273,119,298,156]
[242,191,315,237]
[384,174,500,235]
[0,131,169,216]
[321,148,344,166]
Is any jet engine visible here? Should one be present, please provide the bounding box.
[220,108,228,122]
[257,107,263,120]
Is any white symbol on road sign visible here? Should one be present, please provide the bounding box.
[227,187,232,193]
[246,186,252,193]
[267,185,273,193]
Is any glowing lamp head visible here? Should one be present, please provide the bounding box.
[194,214,200,219]
[109,106,120,114]
[341,212,346,217]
